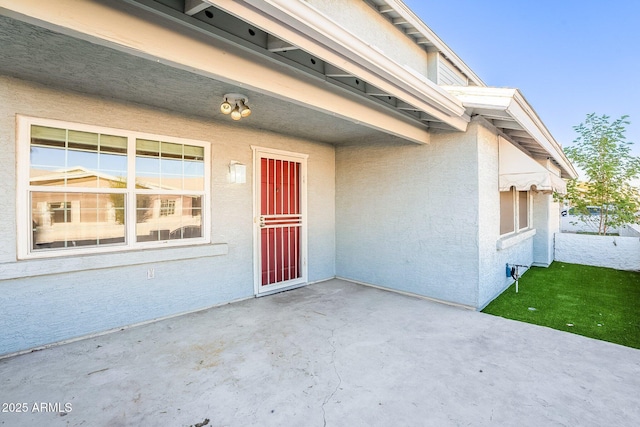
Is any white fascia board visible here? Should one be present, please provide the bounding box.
[209,0,469,131]
[442,86,578,179]
[381,0,486,87]
[508,91,578,179]
[0,0,430,144]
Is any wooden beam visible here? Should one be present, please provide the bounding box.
[184,0,208,16]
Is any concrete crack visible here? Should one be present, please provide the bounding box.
[322,328,342,427]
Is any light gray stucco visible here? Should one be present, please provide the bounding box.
[532,192,559,267]
[476,121,535,308]
[0,76,336,355]
[0,2,567,355]
[304,0,429,78]
[335,127,480,307]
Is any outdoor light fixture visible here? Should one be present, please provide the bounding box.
[229,161,247,184]
[221,93,251,120]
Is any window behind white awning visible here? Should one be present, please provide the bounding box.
[499,137,567,194]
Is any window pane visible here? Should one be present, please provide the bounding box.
[98,134,127,183]
[25,120,209,257]
[30,126,128,187]
[161,142,183,159]
[500,190,515,235]
[136,195,202,242]
[30,146,66,179]
[100,134,127,154]
[31,192,125,251]
[136,139,204,190]
[99,153,128,185]
[519,191,529,229]
[136,139,160,188]
[184,160,205,190]
[68,130,99,151]
[31,125,66,147]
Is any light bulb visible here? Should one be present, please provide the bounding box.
[220,100,232,115]
[238,100,252,118]
[231,104,242,121]
[238,101,251,117]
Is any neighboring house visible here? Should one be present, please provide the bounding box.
[0,0,577,356]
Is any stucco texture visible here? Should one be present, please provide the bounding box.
[476,121,535,308]
[305,0,429,78]
[0,76,336,355]
[335,129,480,307]
[555,233,640,271]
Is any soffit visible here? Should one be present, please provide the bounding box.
[169,0,469,131]
[0,14,410,146]
[442,86,578,179]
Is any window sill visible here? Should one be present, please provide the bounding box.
[496,229,536,250]
[0,243,228,280]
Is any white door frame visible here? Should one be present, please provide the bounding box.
[252,146,308,296]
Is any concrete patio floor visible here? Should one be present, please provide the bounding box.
[1,279,639,427]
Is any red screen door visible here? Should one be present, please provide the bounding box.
[258,155,304,291]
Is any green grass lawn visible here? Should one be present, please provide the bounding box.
[482,262,640,349]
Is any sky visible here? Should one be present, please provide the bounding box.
[403,0,640,160]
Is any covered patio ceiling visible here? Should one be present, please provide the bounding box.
[0,13,419,146]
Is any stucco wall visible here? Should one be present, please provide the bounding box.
[555,233,640,271]
[335,127,480,307]
[0,76,336,355]
[476,121,535,308]
[305,0,429,78]
[532,192,560,267]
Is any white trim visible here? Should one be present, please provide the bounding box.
[1,0,433,145]
[497,228,536,251]
[0,243,227,281]
[378,0,485,87]
[17,115,211,260]
[500,187,534,238]
[209,0,468,130]
[252,146,308,296]
[517,190,531,231]
[442,86,578,179]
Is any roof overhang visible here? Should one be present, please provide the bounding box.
[442,86,578,179]
[0,0,454,145]
[205,0,470,131]
[368,0,485,87]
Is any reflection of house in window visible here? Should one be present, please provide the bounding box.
[24,119,208,254]
[160,199,175,216]
[52,201,72,223]
[191,196,201,217]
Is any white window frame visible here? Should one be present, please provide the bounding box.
[517,190,531,231]
[499,187,532,237]
[17,115,211,259]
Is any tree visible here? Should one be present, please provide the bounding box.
[561,113,640,235]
